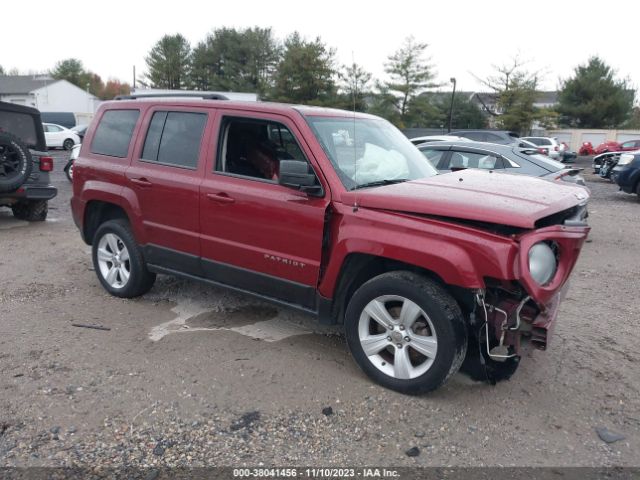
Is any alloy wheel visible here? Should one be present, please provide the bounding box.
[358,295,438,380]
[96,233,131,289]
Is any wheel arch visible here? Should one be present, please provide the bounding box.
[323,253,475,325]
[83,200,131,245]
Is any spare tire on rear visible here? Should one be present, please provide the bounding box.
[0,132,33,193]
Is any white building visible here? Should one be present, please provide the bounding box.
[0,75,100,125]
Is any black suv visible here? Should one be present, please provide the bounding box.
[0,102,57,221]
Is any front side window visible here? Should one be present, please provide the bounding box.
[307,116,437,190]
[141,111,207,169]
[91,110,140,158]
[217,117,308,181]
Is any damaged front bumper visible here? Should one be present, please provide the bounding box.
[468,222,589,384]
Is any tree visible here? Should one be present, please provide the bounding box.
[51,58,85,86]
[474,57,542,134]
[623,106,640,129]
[191,27,280,95]
[557,56,635,128]
[51,58,104,97]
[102,80,131,100]
[269,32,337,105]
[0,65,4,76]
[368,82,401,125]
[336,62,372,111]
[383,36,437,126]
[145,34,191,89]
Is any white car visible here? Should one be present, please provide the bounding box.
[521,136,562,160]
[410,135,471,145]
[43,123,81,150]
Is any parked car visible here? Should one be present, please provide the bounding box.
[71,124,88,141]
[449,130,521,145]
[612,151,640,199]
[418,141,585,185]
[71,95,590,394]
[561,142,577,162]
[592,151,624,174]
[65,143,81,181]
[409,135,470,145]
[521,137,563,161]
[595,139,640,154]
[0,101,57,221]
[43,123,81,150]
[40,111,76,129]
[579,142,595,156]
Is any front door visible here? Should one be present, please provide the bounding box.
[125,107,211,275]
[199,112,330,309]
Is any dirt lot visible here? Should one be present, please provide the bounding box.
[0,152,638,468]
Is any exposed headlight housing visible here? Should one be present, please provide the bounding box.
[528,242,557,285]
[617,154,635,166]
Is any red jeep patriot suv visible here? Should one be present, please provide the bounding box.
[71,95,590,394]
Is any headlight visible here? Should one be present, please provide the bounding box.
[617,154,635,166]
[528,242,557,285]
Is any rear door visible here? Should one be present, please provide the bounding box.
[125,107,211,275]
[199,111,330,309]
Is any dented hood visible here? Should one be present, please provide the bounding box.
[341,169,589,229]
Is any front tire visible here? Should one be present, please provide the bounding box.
[12,200,48,221]
[92,219,156,298]
[344,271,467,394]
[63,138,75,151]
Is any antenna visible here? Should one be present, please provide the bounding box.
[352,52,359,213]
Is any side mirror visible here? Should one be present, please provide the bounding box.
[278,160,323,196]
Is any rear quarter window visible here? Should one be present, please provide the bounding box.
[91,109,140,158]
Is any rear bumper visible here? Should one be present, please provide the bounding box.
[0,184,57,203]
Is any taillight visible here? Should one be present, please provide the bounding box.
[39,156,54,172]
[538,148,548,155]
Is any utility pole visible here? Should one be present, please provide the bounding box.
[447,77,457,133]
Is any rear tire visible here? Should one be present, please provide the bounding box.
[63,138,74,150]
[11,200,48,221]
[92,219,156,298]
[344,271,467,394]
[0,132,33,193]
[636,182,640,202]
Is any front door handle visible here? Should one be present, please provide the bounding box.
[206,192,235,204]
[130,177,153,187]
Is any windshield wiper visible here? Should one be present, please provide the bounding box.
[352,179,409,190]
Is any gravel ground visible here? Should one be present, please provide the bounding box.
[0,152,638,468]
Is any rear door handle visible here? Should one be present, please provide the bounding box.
[206,192,235,204]
[130,177,152,187]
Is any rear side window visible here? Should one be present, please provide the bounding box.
[419,148,446,167]
[0,111,38,147]
[91,110,139,158]
[141,111,207,169]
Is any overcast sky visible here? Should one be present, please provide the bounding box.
[4,0,638,94]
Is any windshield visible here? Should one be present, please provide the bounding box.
[306,116,438,190]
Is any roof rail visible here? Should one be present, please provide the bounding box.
[114,93,229,100]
